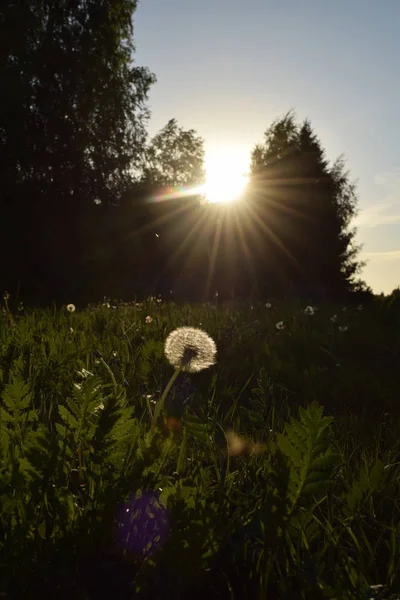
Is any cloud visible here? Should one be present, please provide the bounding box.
[355,168,400,228]
[362,250,400,262]
[373,168,400,187]
[355,203,400,227]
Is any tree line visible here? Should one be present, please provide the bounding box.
[0,0,370,305]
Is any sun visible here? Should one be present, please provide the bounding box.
[203,148,249,204]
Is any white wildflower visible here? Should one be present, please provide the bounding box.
[339,325,348,332]
[66,304,75,313]
[164,326,217,373]
[330,315,337,323]
[145,315,153,324]
[94,402,105,414]
[304,306,315,316]
[77,368,94,379]
[276,321,285,330]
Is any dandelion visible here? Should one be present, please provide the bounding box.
[164,327,217,373]
[67,304,75,313]
[330,315,337,323]
[151,328,217,428]
[339,325,348,332]
[265,303,272,308]
[276,321,285,330]
[304,305,315,316]
[145,315,153,324]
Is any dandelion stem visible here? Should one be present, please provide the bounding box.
[3,295,14,328]
[152,367,182,428]
[100,357,118,397]
[146,395,154,421]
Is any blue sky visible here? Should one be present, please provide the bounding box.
[134,0,400,293]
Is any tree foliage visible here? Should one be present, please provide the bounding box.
[247,112,363,299]
[142,118,205,187]
[0,0,155,302]
[0,2,367,303]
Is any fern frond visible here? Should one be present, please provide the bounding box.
[276,401,339,512]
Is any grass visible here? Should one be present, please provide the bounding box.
[0,294,400,599]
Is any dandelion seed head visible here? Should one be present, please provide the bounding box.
[304,305,315,316]
[67,303,75,312]
[164,326,216,373]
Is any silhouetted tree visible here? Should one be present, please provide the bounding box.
[81,119,207,300]
[0,0,155,302]
[244,112,364,300]
[141,118,205,187]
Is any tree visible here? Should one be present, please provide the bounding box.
[142,118,205,187]
[79,119,207,301]
[0,0,155,302]
[245,112,363,300]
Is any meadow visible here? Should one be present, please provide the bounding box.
[1,293,400,599]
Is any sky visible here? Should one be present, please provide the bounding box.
[134,0,400,294]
